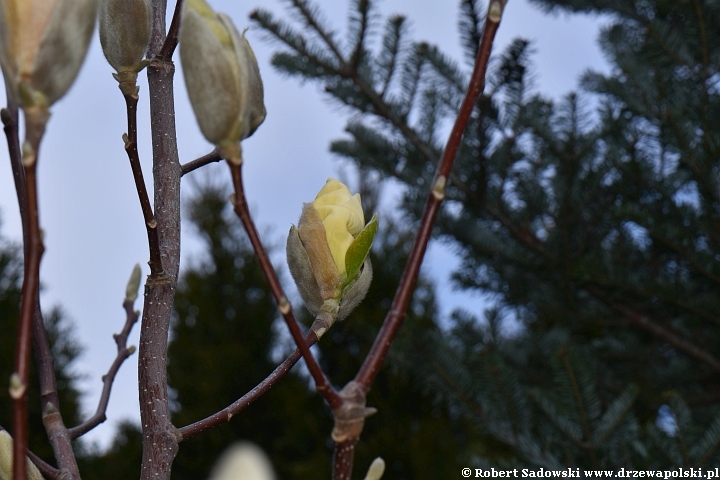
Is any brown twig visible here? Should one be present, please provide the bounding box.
[157,0,184,61]
[123,91,164,276]
[354,0,504,391]
[178,331,319,440]
[180,147,221,176]
[2,102,71,472]
[12,105,49,480]
[70,300,140,439]
[227,159,342,409]
[328,3,506,478]
[33,306,80,478]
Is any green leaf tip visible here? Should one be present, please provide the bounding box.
[344,213,378,284]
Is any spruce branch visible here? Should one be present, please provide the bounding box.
[376,15,407,98]
[286,0,346,63]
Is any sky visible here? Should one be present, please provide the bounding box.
[0,0,611,449]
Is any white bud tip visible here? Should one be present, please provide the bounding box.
[207,442,276,480]
[9,373,25,399]
[489,0,504,22]
[363,457,385,480]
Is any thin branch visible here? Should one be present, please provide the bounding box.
[138,1,184,477]
[585,285,720,372]
[354,0,505,392]
[180,147,221,176]
[123,92,164,276]
[157,0,184,61]
[33,306,80,478]
[178,331,319,440]
[70,299,140,439]
[227,159,342,409]
[12,105,49,480]
[1,99,72,473]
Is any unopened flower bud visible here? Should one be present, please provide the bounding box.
[99,0,151,74]
[0,0,98,108]
[0,430,43,480]
[179,0,266,162]
[287,179,377,326]
[125,263,142,302]
[363,457,385,480]
[207,442,276,480]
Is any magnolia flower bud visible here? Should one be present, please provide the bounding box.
[287,179,377,330]
[0,0,97,108]
[99,0,151,74]
[207,442,276,480]
[125,263,142,302]
[363,457,386,480]
[0,430,43,480]
[179,0,266,162]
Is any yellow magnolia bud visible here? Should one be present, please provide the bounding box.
[207,442,276,480]
[125,263,142,302]
[99,0,151,74]
[0,0,97,108]
[179,0,266,161]
[287,179,377,328]
[363,457,385,480]
[0,430,43,480]
[313,179,364,277]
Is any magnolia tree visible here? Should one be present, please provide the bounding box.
[0,0,506,478]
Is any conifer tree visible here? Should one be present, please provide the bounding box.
[252,0,720,468]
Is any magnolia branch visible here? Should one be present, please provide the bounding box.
[70,299,139,439]
[178,331,319,440]
[332,3,506,478]
[227,160,342,409]
[122,91,164,277]
[181,147,221,176]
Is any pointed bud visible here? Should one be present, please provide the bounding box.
[99,0,151,73]
[363,458,385,480]
[0,0,98,108]
[287,179,376,326]
[179,0,266,161]
[125,263,142,302]
[0,430,43,480]
[207,442,276,480]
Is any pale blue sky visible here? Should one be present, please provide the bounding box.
[0,0,610,449]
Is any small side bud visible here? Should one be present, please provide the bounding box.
[207,442,276,480]
[125,263,142,302]
[8,373,25,399]
[127,345,137,355]
[0,430,43,480]
[363,457,385,480]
